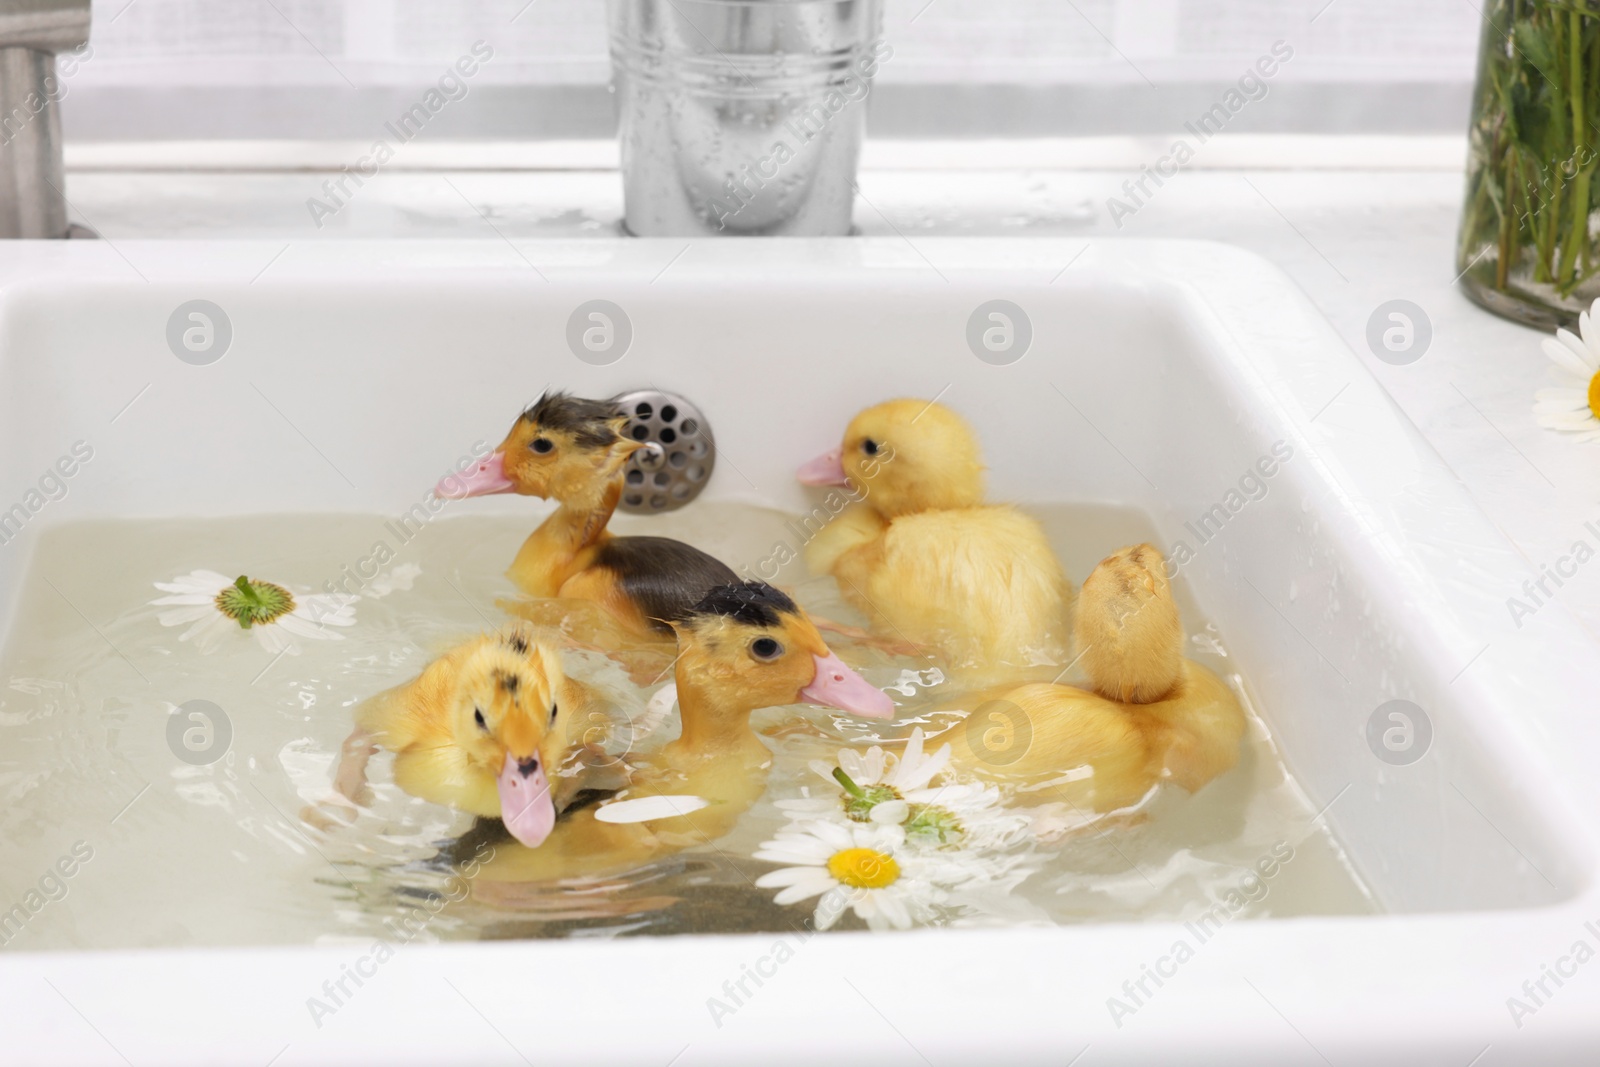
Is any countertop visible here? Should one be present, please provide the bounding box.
[54,135,1600,644]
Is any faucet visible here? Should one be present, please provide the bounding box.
[0,0,89,238]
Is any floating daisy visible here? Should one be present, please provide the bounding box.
[151,570,357,655]
[779,728,1031,850]
[757,730,1040,930]
[754,821,945,931]
[1535,299,1600,443]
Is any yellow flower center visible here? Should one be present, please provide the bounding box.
[1589,370,1600,421]
[826,847,900,890]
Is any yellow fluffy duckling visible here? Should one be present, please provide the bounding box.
[947,544,1245,814]
[335,627,602,848]
[469,582,894,888]
[440,392,737,643]
[797,397,1074,672]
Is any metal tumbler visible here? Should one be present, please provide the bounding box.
[607,0,887,236]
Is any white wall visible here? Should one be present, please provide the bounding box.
[62,0,1484,137]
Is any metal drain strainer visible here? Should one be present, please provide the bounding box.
[612,389,715,513]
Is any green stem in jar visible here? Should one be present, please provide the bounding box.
[1559,9,1589,286]
[1507,147,1526,285]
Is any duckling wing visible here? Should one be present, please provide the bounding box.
[870,507,1072,668]
[802,503,887,576]
[590,536,737,634]
[355,658,456,752]
[958,682,1159,813]
[391,741,502,819]
[1143,663,1247,793]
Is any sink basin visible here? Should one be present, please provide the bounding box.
[0,238,1594,1063]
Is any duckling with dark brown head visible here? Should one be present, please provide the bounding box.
[463,581,894,889]
[440,392,738,641]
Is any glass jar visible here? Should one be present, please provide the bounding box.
[1458,0,1600,329]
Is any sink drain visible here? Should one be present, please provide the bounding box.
[612,389,715,513]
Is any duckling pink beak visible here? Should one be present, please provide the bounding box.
[797,447,849,487]
[497,751,556,848]
[800,651,895,719]
[438,451,515,498]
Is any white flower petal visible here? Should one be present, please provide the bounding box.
[771,871,838,905]
[905,783,985,808]
[595,795,709,823]
[870,799,910,825]
[756,866,830,890]
[150,594,217,607]
[1542,412,1599,429]
[865,823,906,851]
[753,848,826,867]
[1561,327,1600,371]
[837,747,871,785]
[811,820,855,851]
[1533,400,1591,417]
[814,888,849,930]
[874,888,913,929]
[153,571,231,596]
[254,625,293,655]
[888,730,923,788]
[156,605,213,627]
[858,746,886,785]
[753,837,835,865]
[1544,335,1597,378]
[1581,305,1600,365]
[183,614,230,654]
[893,736,951,791]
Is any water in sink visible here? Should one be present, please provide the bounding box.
[0,502,1374,950]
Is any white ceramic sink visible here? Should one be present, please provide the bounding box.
[0,238,1595,1064]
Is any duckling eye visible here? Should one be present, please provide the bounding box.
[531,438,554,454]
[861,439,880,456]
[549,702,558,724]
[750,637,782,661]
[474,707,488,731]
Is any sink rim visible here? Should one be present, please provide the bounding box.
[0,237,1593,1061]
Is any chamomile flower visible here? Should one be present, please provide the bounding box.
[151,570,357,655]
[779,728,1031,850]
[1534,299,1600,443]
[758,728,1042,929]
[753,821,945,931]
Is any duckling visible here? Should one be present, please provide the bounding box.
[332,626,606,847]
[797,398,1074,673]
[946,544,1245,814]
[440,392,737,643]
[469,582,895,889]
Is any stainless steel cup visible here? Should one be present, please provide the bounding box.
[607,0,886,236]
